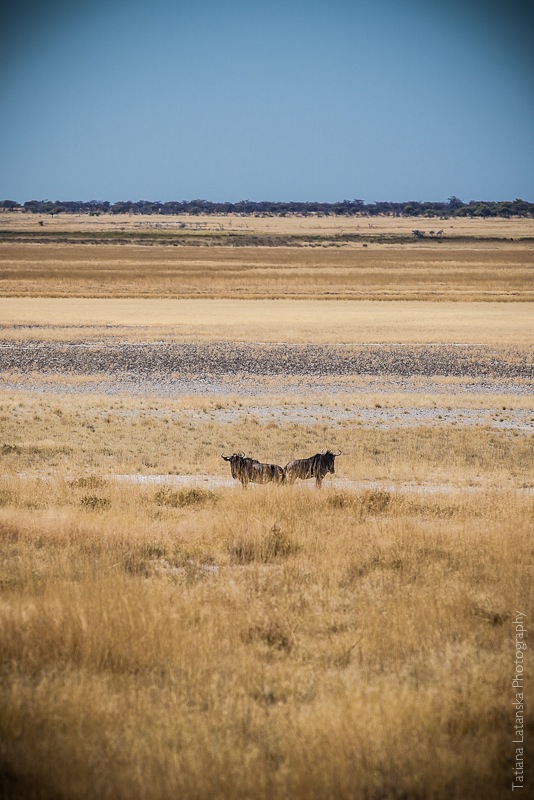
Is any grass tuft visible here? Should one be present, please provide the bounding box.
[154,486,217,508]
[228,523,298,564]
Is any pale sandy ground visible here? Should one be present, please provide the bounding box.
[9,471,531,494]
[84,473,534,495]
[1,298,532,344]
[1,337,531,432]
[3,211,534,238]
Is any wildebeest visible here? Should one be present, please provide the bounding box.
[284,450,341,488]
[222,452,285,488]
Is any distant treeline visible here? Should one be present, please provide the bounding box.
[1,197,533,218]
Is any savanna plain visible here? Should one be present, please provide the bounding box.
[0,213,533,799]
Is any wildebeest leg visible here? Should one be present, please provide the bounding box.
[316,475,323,488]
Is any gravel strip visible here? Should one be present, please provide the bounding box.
[1,340,532,380]
[60,473,534,495]
[1,341,532,410]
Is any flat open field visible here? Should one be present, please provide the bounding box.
[1,213,533,300]
[0,297,532,343]
[0,215,532,799]
[3,211,534,237]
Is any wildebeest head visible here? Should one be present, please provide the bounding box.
[321,449,341,474]
[221,452,246,480]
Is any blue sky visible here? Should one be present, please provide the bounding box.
[1,0,533,203]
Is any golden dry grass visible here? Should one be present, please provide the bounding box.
[1,240,532,300]
[1,213,534,302]
[0,472,532,799]
[2,210,534,237]
[1,375,532,799]
[1,390,532,488]
[0,297,533,345]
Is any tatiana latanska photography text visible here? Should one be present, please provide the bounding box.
[512,611,527,791]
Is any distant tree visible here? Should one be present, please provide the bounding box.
[447,196,464,212]
[4,197,531,218]
[110,201,134,214]
[510,199,532,216]
[24,200,43,213]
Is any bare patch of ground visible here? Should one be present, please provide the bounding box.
[2,210,534,238]
[1,339,531,431]
[101,473,534,494]
[1,339,531,382]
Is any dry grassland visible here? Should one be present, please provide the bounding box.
[1,298,533,345]
[0,390,532,487]
[1,214,533,301]
[3,211,534,237]
[0,471,532,799]
[1,241,532,301]
[0,384,532,800]
[1,214,533,798]
[1,392,532,799]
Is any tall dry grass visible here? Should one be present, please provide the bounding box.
[1,386,532,798]
[1,241,532,300]
[1,393,532,795]
[0,476,532,799]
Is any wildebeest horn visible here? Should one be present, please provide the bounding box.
[332,450,342,456]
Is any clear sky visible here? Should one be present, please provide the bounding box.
[1,0,533,203]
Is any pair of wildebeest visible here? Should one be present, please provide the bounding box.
[222,450,341,488]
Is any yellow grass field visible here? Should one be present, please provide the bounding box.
[0,297,532,345]
[0,475,532,800]
[0,214,532,799]
[2,210,534,237]
[1,242,532,301]
[1,213,533,301]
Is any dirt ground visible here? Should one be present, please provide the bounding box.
[2,210,534,238]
